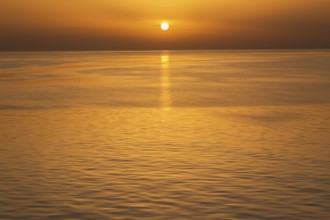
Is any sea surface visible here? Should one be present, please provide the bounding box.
[0,50,329,220]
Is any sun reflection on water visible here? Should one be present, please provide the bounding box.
[161,52,171,111]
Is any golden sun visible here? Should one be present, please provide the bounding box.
[161,22,169,31]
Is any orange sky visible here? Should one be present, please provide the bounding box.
[0,0,330,50]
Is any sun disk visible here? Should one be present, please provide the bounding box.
[161,22,169,31]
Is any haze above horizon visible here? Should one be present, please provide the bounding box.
[0,0,330,51]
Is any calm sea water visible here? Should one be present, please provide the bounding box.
[0,50,329,219]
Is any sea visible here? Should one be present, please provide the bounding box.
[0,50,329,219]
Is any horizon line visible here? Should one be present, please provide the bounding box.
[1,48,330,53]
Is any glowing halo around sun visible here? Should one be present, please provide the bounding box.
[161,22,169,31]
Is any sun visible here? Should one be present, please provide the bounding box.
[161,22,169,31]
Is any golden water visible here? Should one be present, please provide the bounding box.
[0,51,329,219]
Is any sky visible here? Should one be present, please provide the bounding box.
[0,0,330,50]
